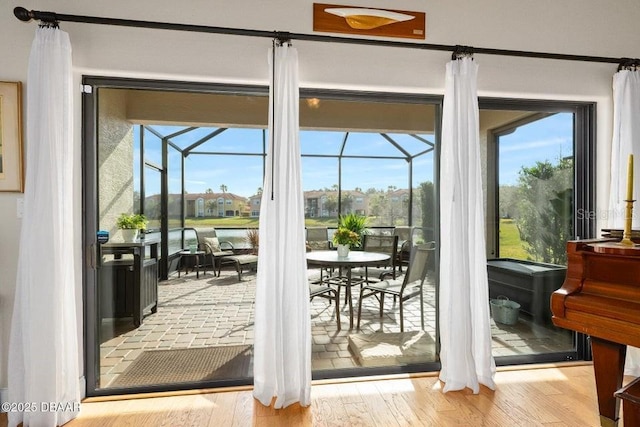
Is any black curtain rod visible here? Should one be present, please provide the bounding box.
[13,6,630,65]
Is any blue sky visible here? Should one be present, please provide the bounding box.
[134,112,571,197]
[498,112,573,186]
[136,127,435,197]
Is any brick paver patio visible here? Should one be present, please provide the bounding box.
[99,265,571,388]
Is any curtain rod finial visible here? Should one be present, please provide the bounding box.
[14,7,33,22]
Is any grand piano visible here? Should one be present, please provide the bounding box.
[551,238,640,427]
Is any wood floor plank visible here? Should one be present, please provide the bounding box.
[372,379,428,426]
[356,380,408,426]
[310,383,353,427]
[21,364,605,427]
[205,391,239,427]
[463,392,522,427]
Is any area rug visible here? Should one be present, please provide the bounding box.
[348,331,436,367]
[110,345,253,387]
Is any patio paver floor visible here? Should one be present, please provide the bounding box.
[99,266,571,388]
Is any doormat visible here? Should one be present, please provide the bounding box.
[109,345,253,387]
[348,331,436,367]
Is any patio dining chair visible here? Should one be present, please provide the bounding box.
[310,283,341,330]
[356,242,435,332]
[306,227,332,251]
[306,227,333,282]
[393,226,414,273]
[352,234,399,283]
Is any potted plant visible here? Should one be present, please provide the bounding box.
[333,227,360,257]
[116,213,148,242]
[338,213,368,248]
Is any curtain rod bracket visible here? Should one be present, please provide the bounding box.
[618,57,640,72]
[452,45,474,60]
[274,31,291,46]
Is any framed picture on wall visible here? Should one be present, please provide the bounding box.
[0,81,23,192]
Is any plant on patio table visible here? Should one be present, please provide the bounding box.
[116,213,148,230]
[333,227,360,247]
[338,213,368,248]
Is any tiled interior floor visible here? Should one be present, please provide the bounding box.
[99,265,572,388]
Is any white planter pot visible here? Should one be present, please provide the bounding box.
[121,229,139,242]
[336,244,350,257]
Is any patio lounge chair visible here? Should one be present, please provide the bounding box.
[357,242,435,332]
[185,227,235,276]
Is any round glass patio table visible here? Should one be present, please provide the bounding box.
[306,250,390,329]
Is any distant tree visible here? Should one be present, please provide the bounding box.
[323,195,338,216]
[256,187,263,195]
[368,192,385,218]
[499,185,519,218]
[206,200,216,216]
[514,157,573,264]
[205,188,214,194]
[366,187,377,195]
[220,184,228,193]
[341,193,354,213]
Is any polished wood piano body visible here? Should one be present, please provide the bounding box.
[551,239,640,427]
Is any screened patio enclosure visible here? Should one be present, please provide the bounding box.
[97,87,440,280]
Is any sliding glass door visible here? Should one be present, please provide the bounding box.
[481,99,595,364]
[82,78,594,397]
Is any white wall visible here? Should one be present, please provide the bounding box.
[2,0,640,393]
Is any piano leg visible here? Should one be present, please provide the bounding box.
[591,337,627,427]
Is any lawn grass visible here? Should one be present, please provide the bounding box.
[499,218,529,259]
[184,216,529,259]
[184,216,340,228]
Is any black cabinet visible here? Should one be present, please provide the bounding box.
[487,258,566,324]
[100,241,159,327]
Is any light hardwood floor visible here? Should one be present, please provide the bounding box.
[0,363,611,427]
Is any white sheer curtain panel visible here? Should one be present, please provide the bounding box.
[8,26,80,427]
[253,43,311,408]
[606,69,640,376]
[438,57,496,394]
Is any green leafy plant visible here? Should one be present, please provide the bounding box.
[333,227,360,247]
[116,213,148,230]
[338,213,367,234]
[337,213,368,248]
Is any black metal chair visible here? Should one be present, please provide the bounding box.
[393,226,414,273]
[306,227,333,282]
[357,242,435,332]
[306,227,332,250]
[185,227,235,276]
[352,234,399,282]
[310,283,341,330]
